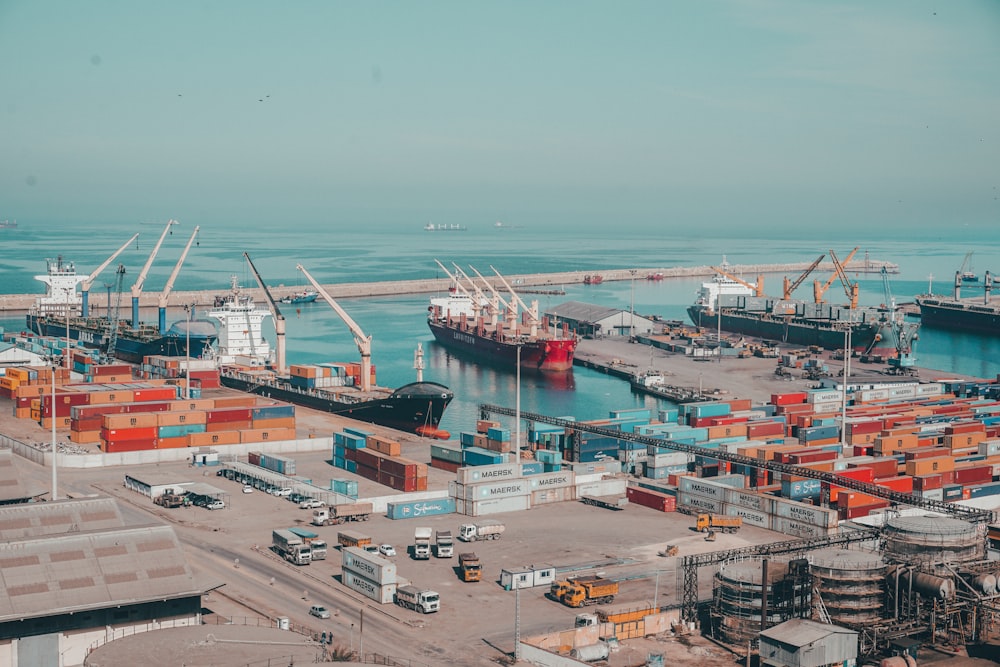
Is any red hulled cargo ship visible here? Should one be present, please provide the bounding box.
[428,261,578,372]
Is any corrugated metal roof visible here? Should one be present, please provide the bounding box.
[0,496,124,539]
[760,618,856,646]
[547,301,623,323]
[0,524,204,622]
[0,449,31,502]
[181,482,225,497]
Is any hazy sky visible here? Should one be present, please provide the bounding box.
[2,1,998,232]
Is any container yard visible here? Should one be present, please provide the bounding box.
[5,334,1000,667]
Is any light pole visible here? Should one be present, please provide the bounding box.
[50,361,58,501]
[183,304,194,399]
[629,269,637,338]
[515,343,522,455]
[350,623,354,656]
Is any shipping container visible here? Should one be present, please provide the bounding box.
[341,569,396,604]
[386,498,456,520]
[456,494,531,516]
[342,546,397,585]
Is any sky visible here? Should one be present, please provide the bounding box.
[1,1,999,234]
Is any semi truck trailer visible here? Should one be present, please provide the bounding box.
[394,585,440,614]
[458,521,505,542]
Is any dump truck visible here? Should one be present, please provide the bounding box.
[394,585,440,614]
[458,521,505,542]
[413,527,432,559]
[552,575,618,608]
[435,530,454,558]
[312,502,373,526]
[695,514,742,533]
[288,527,328,560]
[154,488,190,508]
[458,552,482,582]
[336,530,373,549]
[272,529,312,565]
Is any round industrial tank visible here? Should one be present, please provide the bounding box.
[887,566,956,600]
[972,573,998,595]
[570,643,609,662]
[883,515,983,566]
[809,548,886,625]
[712,559,810,645]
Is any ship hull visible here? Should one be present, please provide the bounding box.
[219,373,453,436]
[26,315,216,364]
[427,319,576,371]
[686,305,899,357]
[916,297,1000,335]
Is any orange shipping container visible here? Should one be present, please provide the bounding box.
[102,413,159,429]
[251,417,296,430]
[211,396,258,408]
[156,410,208,426]
[208,420,252,432]
[168,398,216,411]
[905,456,956,477]
[707,424,748,440]
[157,436,190,449]
[239,427,297,444]
[69,430,101,443]
[188,431,242,447]
[39,416,72,429]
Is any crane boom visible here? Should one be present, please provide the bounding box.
[829,248,859,309]
[783,254,825,299]
[489,265,540,326]
[296,264,373,392]
[711,266,763,297]
[243,253,288,375]
[159,226,200,308]
[130,219,177,326]
[80,233,139,317]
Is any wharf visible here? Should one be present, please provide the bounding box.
[0,259,898,315]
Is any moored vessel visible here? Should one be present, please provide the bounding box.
[916,271,999,336]
[278,289,319,305]
[427,261,577,372]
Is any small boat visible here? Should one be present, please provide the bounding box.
[0,219,16,229]
[583,275,603,285]
[646,272,664,281]
[278,290,319,305]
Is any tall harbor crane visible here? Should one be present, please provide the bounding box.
[813,246,858,305]
[80,233,139,317]
[105,264,127,361]
[157,226,200,333]
[782,254,825,300]
[829,248,860,309]
[243,252,288,376]
[296,264,373,392]
[130,219,177,326]
[710,265,764,298]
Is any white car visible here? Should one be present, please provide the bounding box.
[309,604,331,619]
[274,487,292,497]
[206,500,225,510]
[242,485,254,494]
[378,544,396,557]
[299,498,324,509]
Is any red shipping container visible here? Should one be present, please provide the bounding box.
[941,470,956,485]
[833,467,876,484]
[746,421,785,439]
[626,486,677,512]
[912,474,943,491]
[954,465,993,486]
[133,387,179,402]
[876,476,914,494]
[72,404,128,419]
[771,392,808,406]
[904,447,951,461]
[206,407,253,423]
[838,502,891,521]
[73,417,103,432]
[248,451,262,465]
[356,463,378,483]
[852,445,874,457]
[354,448,383,471]
[124,401,172,413]
[852,458,899,480]
[430,458,461,473]
[102,437,158,452]
[946,421,987,435]
[848,420,884,435]
[101,426,158,441]
[788,451,838,465]
[707,416,749,426]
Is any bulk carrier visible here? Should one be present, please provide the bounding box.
[215,257,453,438]
[916,271,1000,336]
[686,259,916,358]
[427,261,577,372]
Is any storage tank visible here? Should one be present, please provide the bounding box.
[809,548,886,625]
[712,559,810,645]
[570,642,610,662]
[883,515,983,566]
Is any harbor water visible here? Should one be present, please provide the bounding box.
[2,220,999,434]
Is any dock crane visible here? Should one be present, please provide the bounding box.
[296,264,373,392]
[130,220,177,326]
[105,264,127,361]
[813,247,858,305]
[243,252,288,376]
[829,248,860,309]
[782,254,825,300]
[710,265,764,297]
[80,233,139,317]
[881,267,918,374]
[157,226,200,333]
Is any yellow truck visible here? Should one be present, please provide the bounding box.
[695,513,742,534]
[550,575,618,607]
[337,530,373,549]
[458,552,482,582]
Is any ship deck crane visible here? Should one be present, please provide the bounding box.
[80,233,139,317]
[829,248,860,309]
[130,220,177,326]
[243,253,288,376]
[710,265,764,297]
[157,226,200,333]
[105,264,127,361]
[813,247,858,305]
[490,265,541,338]
[296,264,373,392]
[465,265,510,320]
[782,254,825,300]
[433,260,497,325]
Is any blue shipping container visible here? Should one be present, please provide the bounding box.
[387,497,457,520]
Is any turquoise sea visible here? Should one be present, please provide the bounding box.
[2,221,999,434]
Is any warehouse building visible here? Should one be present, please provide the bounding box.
[545,301,658,338]
[758,618,858,667]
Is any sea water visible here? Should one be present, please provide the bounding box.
[2,220,999,433]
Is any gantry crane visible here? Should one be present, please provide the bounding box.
[782,254,825,300]
[296,264,373,392]
[105,264,127,361]
[243,252,288,376]
[157,226,200,333]
[813,247,858,306]
[130,220,177,326]
[710,265,764,297]
[80,233,139,317]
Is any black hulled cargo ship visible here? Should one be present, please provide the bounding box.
[916,271,999,336]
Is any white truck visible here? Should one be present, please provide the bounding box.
[272,529,312,565]
[394,585,440,614]
[413,527,432,559]
[435,530,454,558]
[311,502,373,526]
[288,527,327,560]
[458,522,505,542]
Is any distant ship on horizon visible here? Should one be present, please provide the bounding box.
[0,220,16,229]
[424,222,468,232]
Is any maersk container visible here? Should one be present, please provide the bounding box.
[677,492,723,514]
[386,497,456,520]
[457,462,521,484]
[725,488,775,514]
[724,503,769,529]
[772,497,838,528]
[341,569,396,604]
[342,546,397,585]
[527,470,575,490]
[531,486,575,505]
[648,451,691,468]
[770,516,833,538]
[456,494,531,516]
[458,478,530,502]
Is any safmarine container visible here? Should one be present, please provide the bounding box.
[386,498,456,520]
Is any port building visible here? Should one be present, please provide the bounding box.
[546,301,658,338]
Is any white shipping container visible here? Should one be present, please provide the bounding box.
[342,569,396,604]
[772,497,838,528]
[566,460,622,475]
[770,516,834,538]
[456,462,522,485]
[917,488,944,501]
[342,547,397,586]
[678,476,728,500]
[677,492,724,514]
[527,470,576,490]
[576,477,628,498]
[458,478,531,502]
[808,390,844,404]
[978,439,1000,457]
[648,451,691,468]
[724,488,775,514]
[723,503,769,529]
[531,486,576,505]
[457,494,531,516]
[812,400,842,414]
[915,382,943,396]
[858,389,890,403]
[888,385,917,399]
